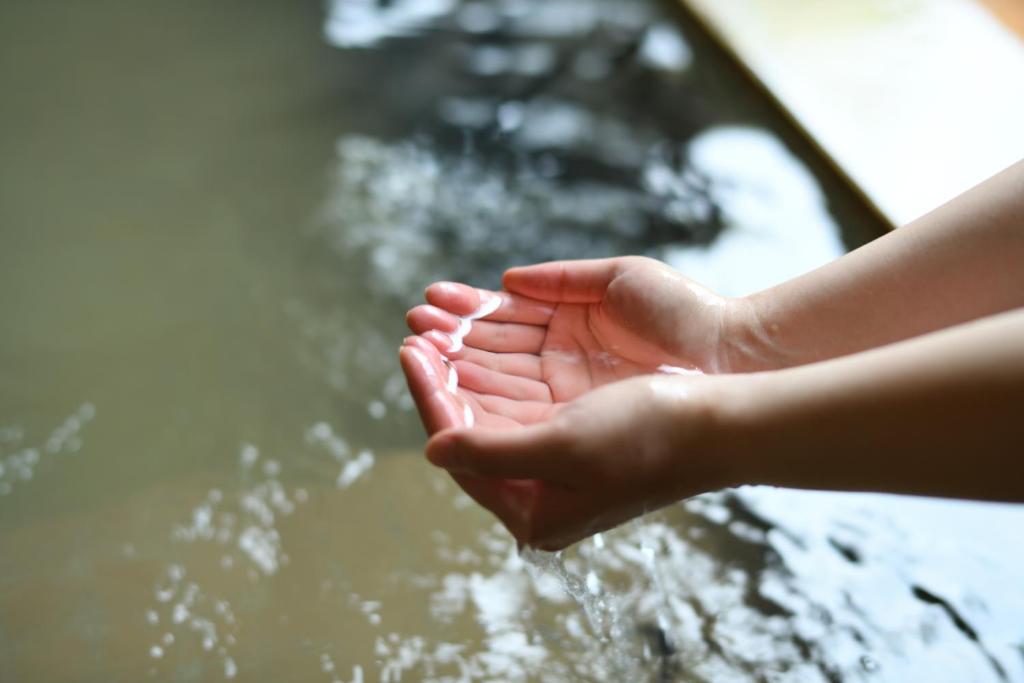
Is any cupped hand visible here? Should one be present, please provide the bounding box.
[399,257,740,549]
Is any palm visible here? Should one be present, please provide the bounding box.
[535,303,673,403]
[401,258,717,434]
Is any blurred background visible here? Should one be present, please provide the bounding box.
[1,1,1022,681]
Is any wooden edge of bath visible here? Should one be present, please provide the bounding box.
[666,0,895,232]
[673,0,1024,231]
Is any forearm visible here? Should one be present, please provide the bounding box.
[715,308,1024,502]
[726,159,1024,371]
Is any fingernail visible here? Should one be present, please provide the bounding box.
[424,330,456,353]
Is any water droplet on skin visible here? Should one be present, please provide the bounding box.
[432,293,502,424]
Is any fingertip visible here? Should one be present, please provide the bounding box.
[425,281,479,316]
[422,329,457,354]
[426,428,465,468]
[501,267,523,291]
[407,304,460,335]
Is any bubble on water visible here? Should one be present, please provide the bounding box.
[224,656,237,679]
[172,603,189,624]
[1,405,94,496]
[497,101,525,131]
[306,422,350,460]
[239,444,259,468]
[238,526,282,576]
[367,400,387,419]
[146,610,159,625]
[337,450,375,489]
[309,421,332,441]
[639,22,691,73]
[0,425,24,444]
[324,0,456,48]
[78,402,96,421]
[457,1,500,33]
[149,645,164,659]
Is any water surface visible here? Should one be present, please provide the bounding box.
[2,1,1022,681]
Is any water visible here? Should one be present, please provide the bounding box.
[2,1,1023,681]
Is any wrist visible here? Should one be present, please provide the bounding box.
[651,374,761,498]
[720,295,799,372]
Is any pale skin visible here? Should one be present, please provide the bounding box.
[399,159,1024,551]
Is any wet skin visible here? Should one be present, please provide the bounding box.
[400,257,741,549]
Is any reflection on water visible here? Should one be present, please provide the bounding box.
[1,0,1022,681]
[0,403,94,497]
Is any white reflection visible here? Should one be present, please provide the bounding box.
[0,402,95,497]
[661,126,847,296]
[306,420,378,488]
[145,442,311,677]
[638,22,692,73]
[324,0,456,48]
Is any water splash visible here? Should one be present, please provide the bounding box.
[0,402,95,497]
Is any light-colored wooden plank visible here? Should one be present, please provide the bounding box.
[680,0,1024,227]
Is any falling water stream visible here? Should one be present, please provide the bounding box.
[2,1,1023,681]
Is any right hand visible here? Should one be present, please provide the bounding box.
[400,257,752,547]
[406,256,752,393]
[423,372,737,551]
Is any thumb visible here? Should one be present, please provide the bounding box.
[502,258,624,303]
[426,425,570,481]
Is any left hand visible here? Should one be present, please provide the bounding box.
[398,259,737,548]
[420,373,732,550]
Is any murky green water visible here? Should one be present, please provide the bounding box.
[2,1,1023,681]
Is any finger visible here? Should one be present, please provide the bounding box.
[454,360,552,402]
[426,425,571,480]
[458,391,523,429]
[503,258,632,303]
[460,389,556,425]
[426,283,554,325]
[403,336,458,390]
[399,346,463,434]
[449,346,543,381]
[423,282,489,317]
[406,305,460,336]
[420,329,459,356]
[464,320,547,353]
[418,330,544,380]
